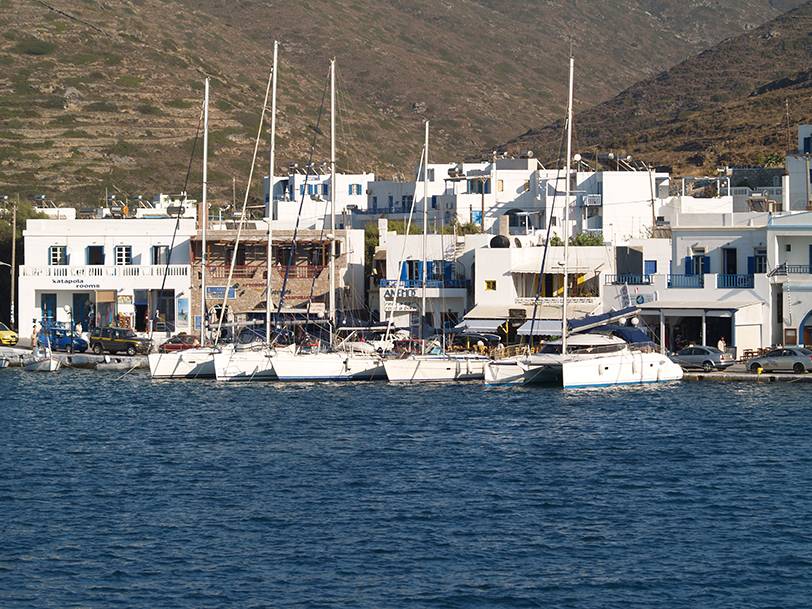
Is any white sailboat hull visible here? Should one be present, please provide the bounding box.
[561,350,683,388]
[272,351,386,381]
[24,358,61,372]
[213,346,294,382]
[384,355,488,382]
[148,348,217,379]
[484,355,565,385]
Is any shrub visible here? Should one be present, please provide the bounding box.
[14,37,55,56]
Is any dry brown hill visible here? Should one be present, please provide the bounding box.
[501,1,812,173]
[0,0,804,203]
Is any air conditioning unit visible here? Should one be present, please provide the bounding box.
[584,194,602,207]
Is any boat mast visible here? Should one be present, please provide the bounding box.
[266,41,278,345]
[200,77,209,345]
[329,58,337,343]
[421,120,428,352]
[562,54,574,355]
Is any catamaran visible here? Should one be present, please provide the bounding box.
[484,55,682,389]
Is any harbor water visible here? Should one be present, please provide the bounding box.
[2,370,811,608]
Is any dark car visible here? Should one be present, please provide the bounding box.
[38,327,88,353]
[89,326,151,356]
[671,345,735,372]
[749,347,812,374]
[158,333,200,353]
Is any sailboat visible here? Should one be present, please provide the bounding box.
[214,41,285,382]
[271,58,385,382]
[484,55,682,388]
[149,77,218,379]
[383,121,489,383]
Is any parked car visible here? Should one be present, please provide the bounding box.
[89,327,151,356]
[38,327,88,353]
[748,347,812,374]
[671,345,735,372]
[158,333,200,353]
[0,322,17,346]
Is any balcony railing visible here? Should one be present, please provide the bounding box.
[379,278,468,289]
[717,274,754,289]
[20,264,190,278]
[276,265,325,279]
[768,264,812,277]
[668,274,704,288]
[605,274,652,286]
[206,264,260,279]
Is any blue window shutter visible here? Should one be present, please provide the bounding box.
[348,185,352,195]
[747,256,755,275]
[299,185,305,195]
[702,256,711,274]
[400,263,408,282]
[444,261,453,281]
[644,260,657,275]
[485,179,491,194]
[684,256,693,276]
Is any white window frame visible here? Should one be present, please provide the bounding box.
[49,245,67,266]
[115,245,133,266]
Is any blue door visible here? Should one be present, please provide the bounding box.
[73,293,91,328]
[40,293,57,325]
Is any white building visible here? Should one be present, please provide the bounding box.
[18,215,195,338]
[263,170,375,229]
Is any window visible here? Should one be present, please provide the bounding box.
[371,196,378,210]
[348,184,362,195]
[484,280,496,291]
[427,168,435,181]
[754,247,767,274]
[402,195,413,208]
[86,245,104,265]
[644,260,657,275]
[49,245,67,266]
[497,179,504,192]
[114,245,132,266]
[431,195,438,209]
[388,195,394,211]
[152,245,169,266]
[786,243,792,252]
[322,183,329,196]
[467,178,491,194]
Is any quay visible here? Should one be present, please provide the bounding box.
[0,346,147,370]
[683,370,812,383]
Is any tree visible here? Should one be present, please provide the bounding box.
[569,231,604,246]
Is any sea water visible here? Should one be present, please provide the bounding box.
[2,370,810,608]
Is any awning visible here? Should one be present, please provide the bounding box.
[638,300,760,317]
[517,319,562,336]
[454,318,505,332]
[510,261,595,273]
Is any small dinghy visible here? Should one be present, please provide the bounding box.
[24,349,61,372]
[0,357,9,369]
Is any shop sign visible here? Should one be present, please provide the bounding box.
[50,278,101,289]
[207,286,236,299]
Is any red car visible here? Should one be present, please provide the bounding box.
[158,333,201,353]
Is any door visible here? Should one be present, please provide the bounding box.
[156,290,175,332]
[723,248,737,275]
[40,293,57,325]
[804,326,812,346]
[72,293,90,329]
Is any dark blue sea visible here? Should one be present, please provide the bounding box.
[2,370,811,608]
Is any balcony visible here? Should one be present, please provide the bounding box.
[667,274,704,289]
[605,274,652,286]
[716,274,754,289]
[379,278,468,289]
[19,264,191,290]
[206,264,260,279]
[20,264,189,278]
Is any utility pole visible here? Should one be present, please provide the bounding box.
[11,194,17,330]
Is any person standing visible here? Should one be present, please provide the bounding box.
[717,336,727,353]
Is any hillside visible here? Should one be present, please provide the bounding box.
[0,0,804,203]
[501,1,812,174]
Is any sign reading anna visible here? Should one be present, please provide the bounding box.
[383,288,418,301]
